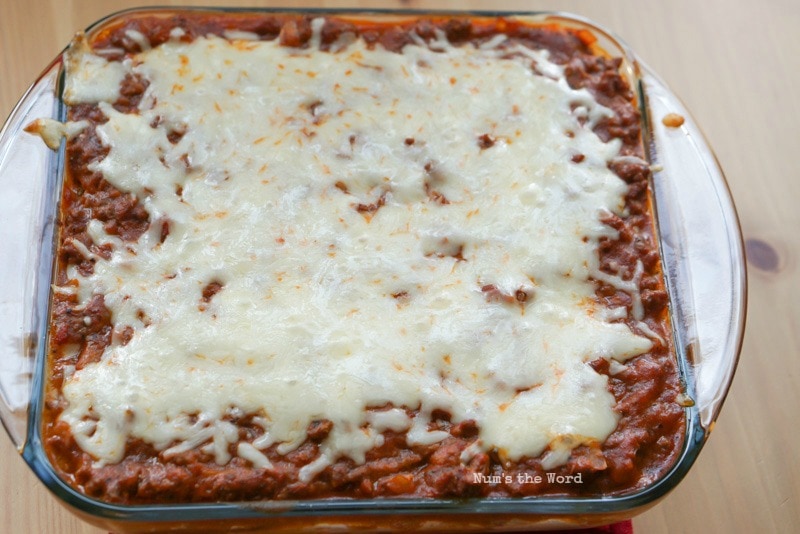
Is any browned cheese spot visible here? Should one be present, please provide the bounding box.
[661,113,685,128]
[477,133,495,150]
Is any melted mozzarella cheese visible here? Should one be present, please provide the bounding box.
[64,35,129,104]
[59,23,653,474]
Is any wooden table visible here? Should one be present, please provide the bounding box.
[1,1,797,532]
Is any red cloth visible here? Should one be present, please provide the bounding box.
[597,521,633,534]
[510,520,633,534]
[543,520,633,534]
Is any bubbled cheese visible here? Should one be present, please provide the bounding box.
[59,22,653,476]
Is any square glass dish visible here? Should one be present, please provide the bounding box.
[0,8,745,533]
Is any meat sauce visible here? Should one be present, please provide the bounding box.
[44,13,684,503]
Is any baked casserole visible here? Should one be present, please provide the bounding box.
[28,12,685,504]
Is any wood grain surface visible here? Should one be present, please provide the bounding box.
[1,1,797,532]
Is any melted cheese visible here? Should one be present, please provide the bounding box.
[59,23,653,474]
[23,118,87,150]
[64,34,129,104]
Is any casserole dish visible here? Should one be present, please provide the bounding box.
[0,7,745,532]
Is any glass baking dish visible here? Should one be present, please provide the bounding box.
[0,7,746,532]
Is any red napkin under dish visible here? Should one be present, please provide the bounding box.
[597,521,633,534]
[529,520,633,534]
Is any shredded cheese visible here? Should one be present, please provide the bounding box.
[58,22,653,475]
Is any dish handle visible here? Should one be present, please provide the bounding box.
[640,64,747,432]
[0,58,63,449]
